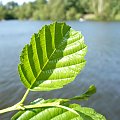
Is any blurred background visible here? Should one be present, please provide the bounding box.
[0,0,120,120]
[0,0,120,21]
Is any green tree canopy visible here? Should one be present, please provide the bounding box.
[0,0,120,21]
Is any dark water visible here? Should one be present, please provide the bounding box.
[0,20,120,120]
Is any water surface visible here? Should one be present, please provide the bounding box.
[0,20,120,120]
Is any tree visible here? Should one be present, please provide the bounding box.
[66,7,81,20]
[0,5,6,20]
[48,0,66,20]
[5,1,18,9]
[0,0,120,21]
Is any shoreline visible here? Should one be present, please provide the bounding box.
[0,19,120,22]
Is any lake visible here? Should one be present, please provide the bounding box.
[0,20,120,120]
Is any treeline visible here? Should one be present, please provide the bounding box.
[0,0,120,21]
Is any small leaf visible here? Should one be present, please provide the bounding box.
[49,85,96,104]
[70,85,96,101]
[12,99,106,120]
[18,22,87,91]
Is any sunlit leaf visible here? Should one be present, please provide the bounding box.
[18,22,87,91]
[12,99,106,120]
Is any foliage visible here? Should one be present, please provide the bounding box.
[91,0,120,20]
[12,103,106,120]
[11,85,98,120]
[0,22,106,120]
[48,0,66,20]
[18,22,87,91]
[0,0,120,21]
[66,7,81,20]
[0,6,6,20]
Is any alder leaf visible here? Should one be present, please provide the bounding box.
[70,85,96,101]
[12,99,106,120]
[18,22,87,91]
[45,85,96,104]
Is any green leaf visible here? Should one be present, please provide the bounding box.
[12,99,106,120]
[70,85,96,101]
[18,22,87,91]
[45,85,96,104]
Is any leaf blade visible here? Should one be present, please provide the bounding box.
[70,85,96,101]
[18,22,87,91]
[12,99,106,120]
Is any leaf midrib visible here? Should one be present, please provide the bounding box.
[30,29,70,89]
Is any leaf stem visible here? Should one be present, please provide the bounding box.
[56,105,79,115]
[0,101,79,116]
[19,89,30,104]
[24,102,79,116]
[0,89,30,114]
[0,105,17,114]
[24,102,60,109]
